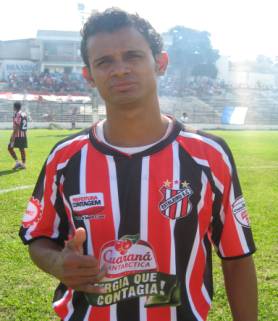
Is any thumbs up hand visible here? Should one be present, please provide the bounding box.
[65,227,87,254]
[51,227,106,293]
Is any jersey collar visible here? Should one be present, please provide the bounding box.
[89,118,183,158]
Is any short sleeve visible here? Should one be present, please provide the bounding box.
[210,139,256,259]
[19,155,69,246]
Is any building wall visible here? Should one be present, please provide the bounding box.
[0,39,41,60]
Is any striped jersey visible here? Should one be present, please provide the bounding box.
[13,110,27,138]
[19,119,256,321]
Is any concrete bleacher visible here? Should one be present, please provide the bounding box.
[198,89,278,125]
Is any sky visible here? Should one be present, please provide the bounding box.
[0,0,277,61]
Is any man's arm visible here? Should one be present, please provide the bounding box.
[222,255,258,321]
[28,228,105,293]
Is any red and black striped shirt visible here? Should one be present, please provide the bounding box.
[19,119,255,321]
[13,110,27,138]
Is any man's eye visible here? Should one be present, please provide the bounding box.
[97,60,111,67]
[127,54,142,60]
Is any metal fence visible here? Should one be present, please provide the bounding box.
[1,92,278,127]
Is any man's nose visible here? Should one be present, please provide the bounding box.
[110,60,131,77]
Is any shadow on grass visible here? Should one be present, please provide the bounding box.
[0,169,21,176]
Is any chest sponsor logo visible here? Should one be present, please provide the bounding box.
[159,179,193,220]
[99,235,158,279]
[69,193,104,217]
[85,235,181,307]
[22,197,42,228]
[232,196,250,228]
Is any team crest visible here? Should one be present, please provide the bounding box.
[159,180,193,220]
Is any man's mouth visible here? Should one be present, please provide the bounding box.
[111,82,137,91]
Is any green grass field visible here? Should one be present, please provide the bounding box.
[0,129,277,321]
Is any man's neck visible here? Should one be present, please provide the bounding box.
[103,101,169,147]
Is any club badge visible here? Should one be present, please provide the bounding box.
[159,179,193,219]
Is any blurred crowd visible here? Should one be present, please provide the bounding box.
[158,76,228,97]
[4,70,229,97]
[6,70,91,94]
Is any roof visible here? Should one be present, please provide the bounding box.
[37,30,81,41]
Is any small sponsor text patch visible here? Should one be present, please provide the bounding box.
[70,193,104,215]
[232,196,250,227]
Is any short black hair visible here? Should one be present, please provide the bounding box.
[80,7,163,69]
[13,102,21,111]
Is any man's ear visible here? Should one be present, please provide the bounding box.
[82,66,96,87]
[155,51,169,76]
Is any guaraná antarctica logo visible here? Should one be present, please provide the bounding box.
[85,234,181,307]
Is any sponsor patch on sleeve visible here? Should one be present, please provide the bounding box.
[232,196,250,228]
[22,197,42,228]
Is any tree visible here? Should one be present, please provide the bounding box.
[164,26,219,79]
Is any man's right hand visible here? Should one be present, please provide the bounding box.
[29,228,106,294]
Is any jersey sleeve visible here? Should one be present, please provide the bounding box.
[19,152,70,246]
[210,138,256,260]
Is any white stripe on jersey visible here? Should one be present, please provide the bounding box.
[218,242,225,258]
[179,132,232,175]
[80,144,94,256]
[60,175,76,236]
[173,141,181,219]
[80,144,87,194]
[140,156,150,241]
[53,289,71,307]
[185,173,208,321]
[110,304,117,321]
[192,157,209,168]
[84,305,92,321]
[201,284,212,306]
[57,160,69,171]
[186,226,204,321]
[140,156,150,321]
[51,212,61,239]
[211,173,224,194]
[229,184,249,254]
[47,134,89,165]
[197,172,207,216]
[62,194,75,237]
[165,188,171,218]
[52,289,74,321]
[106,156,120,239]
[192,150,226,196]
[50,174,61,239]
[201,241,212,306]
[64,294,74,321]
[106,155,120,321]
[219,205,225,224]
[170,141,179,321]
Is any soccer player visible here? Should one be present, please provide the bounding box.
[19,8,257,321]
[8,101,28,169]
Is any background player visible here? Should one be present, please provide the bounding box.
[8,101,28,169]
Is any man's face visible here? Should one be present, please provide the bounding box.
[86,27,164,106]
